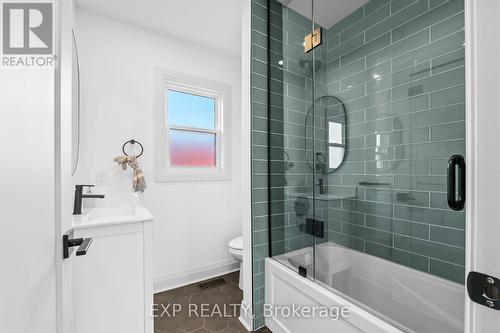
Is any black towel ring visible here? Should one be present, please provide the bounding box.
[122,139,144,158]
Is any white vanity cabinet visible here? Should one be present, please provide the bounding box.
[71,205,153,333]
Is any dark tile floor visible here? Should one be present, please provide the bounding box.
[154,271,271,333]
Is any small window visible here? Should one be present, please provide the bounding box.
[155,69,232,181]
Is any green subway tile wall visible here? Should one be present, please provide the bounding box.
[251,0,465,329]
[323,0,465,286]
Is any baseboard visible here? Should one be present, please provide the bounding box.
[154,258,240,293]
[239,299,253,332]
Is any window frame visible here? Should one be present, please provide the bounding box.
[155,68,232,182]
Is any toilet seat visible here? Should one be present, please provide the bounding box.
[228,236,244,290]
[229,236,243,250]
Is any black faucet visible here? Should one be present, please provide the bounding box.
[73,185,105,215]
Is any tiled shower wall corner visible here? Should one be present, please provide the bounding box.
[323,0,466,284]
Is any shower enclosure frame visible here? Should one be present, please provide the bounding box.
[463,0,500,331]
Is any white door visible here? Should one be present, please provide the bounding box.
[56,0,76,332]
[0,1,75,332]
[465,0,500,331]
[0,55,58,333]
[0,4,60,333]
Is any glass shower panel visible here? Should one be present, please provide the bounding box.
[267,0,317,278]
[311,0,466,332]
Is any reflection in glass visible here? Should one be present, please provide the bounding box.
[328,146,344,169]
[328,122,342,144]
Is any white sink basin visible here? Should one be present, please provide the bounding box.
[73,204,153,229]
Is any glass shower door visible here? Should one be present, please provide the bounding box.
[310,0,466,332]
[267,0,317,279]
[267,0,466,331]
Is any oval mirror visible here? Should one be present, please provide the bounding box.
[305,96,347,174]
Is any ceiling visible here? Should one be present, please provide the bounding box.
[75,0,246,57]
[277,0,369,29]
[75,0,368,57]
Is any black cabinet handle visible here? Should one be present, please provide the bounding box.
[447,155,466,211]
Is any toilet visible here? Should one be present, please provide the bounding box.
[228,236,243,290]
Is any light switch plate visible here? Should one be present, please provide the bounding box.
[96,170,109,185]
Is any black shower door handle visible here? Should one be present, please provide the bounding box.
[447,155,466,211]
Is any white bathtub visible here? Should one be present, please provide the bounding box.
[265,242,465,333]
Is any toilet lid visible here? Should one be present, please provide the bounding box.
[229,236,243,250]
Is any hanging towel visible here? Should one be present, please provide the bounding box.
[113,155,147,192]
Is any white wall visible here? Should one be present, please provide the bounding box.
[73,8,242,290]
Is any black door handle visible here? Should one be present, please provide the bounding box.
[447,155,466,211]
[76,238,93,256]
